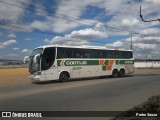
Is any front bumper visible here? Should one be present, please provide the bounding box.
[29,74,41,81]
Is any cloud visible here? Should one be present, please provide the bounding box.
[139,28,160,37]
[13,47,20,50]
[0,40,17,49]
[52,0,148,34]
[0,0,34,32]
[121,18,139,26]
[35,0,160,34]
[0,21,33,32]
[51,0,101,33]
[45,23,108,46]
[69,28,107,40]
[0,0,31,21]
[45,36,89,46]
[21,49,29,53]
[51,19,79,33]
[24,38,33,41]
[30,20,50,31]
[21,49,32,57]
[21,48,32,54]
[8,33,16,38]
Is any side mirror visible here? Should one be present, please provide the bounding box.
[24,56,29,64]
[33,54,41,64]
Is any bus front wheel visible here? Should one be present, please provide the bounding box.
[59,72,69,82]
[112,69,118,78]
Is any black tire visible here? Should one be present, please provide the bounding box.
[59,72,69,82]
[118,69,125,77]
[112,69,118,78]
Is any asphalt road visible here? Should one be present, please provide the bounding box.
[0,69,160,120]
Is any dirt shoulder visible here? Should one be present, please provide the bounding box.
[0,68,30,86]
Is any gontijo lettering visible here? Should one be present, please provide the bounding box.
[66,61,87,66]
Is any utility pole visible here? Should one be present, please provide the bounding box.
[129,32,139,50]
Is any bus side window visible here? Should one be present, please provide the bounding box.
[129,51,133,58]
[108,50,114,58]
[124,51,130,59]
[95,50,102,58]
[66,48,73,58]
[103,51,107,58]
[115,50,119,58]
[84,51,91,58]
[121,51,125,58]
[74,49,83,58]
[84,49,96,58]
[57,47,64,59]
[119,51,123,58]
[57,48,60,59]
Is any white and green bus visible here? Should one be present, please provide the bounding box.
[24,45,134,82]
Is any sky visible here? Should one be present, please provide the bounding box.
[0,0,160,60]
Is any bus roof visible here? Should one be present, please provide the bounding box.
[35,45,132,51]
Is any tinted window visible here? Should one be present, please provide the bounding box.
[73,48,83,58]
[114,50,119,58]
[107,50,115,58]
[57,47,133,59]
[84,49,92,58]
[57,47,74,58]
[96,50,103,58]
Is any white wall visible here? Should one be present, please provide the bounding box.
[134,61,160,68]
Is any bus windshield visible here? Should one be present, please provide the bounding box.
[29,48,43,74]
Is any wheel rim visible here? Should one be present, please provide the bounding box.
[60,73,68,81]
[62,74,67,80]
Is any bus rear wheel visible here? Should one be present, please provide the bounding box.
[59,72,69,82]
[118,69,125,77]
[112,69,118,78]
